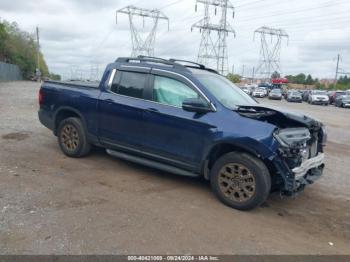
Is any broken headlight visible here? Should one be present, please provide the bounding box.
[274,127,311,148]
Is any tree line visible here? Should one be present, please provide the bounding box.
[0,19,60,80]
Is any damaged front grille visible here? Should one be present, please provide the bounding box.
[274,127,320,170]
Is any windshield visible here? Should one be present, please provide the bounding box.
[313,91,327,95]
[195,73,257,109]
[336,92,346,96]
[271,89,281,93]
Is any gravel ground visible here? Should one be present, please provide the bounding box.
[0,81,349,255]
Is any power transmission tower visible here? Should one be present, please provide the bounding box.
[254,26,289,81]
[192,0,236,75]
[116,5,169,57]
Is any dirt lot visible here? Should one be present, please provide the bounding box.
[0,81,350,255]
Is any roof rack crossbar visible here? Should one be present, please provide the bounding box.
[137,55,168,62]
[116,56,191,71]
[115,56,218,74]
[169,59,205,69]
[116,57,173,66]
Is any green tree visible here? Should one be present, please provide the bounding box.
[227,73,241,83]
[0,19,51,79]
[271,71,280,79]
[305,74,314,85]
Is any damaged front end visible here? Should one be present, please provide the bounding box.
[237,105,327,195]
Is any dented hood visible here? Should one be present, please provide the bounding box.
[236,104,322,130]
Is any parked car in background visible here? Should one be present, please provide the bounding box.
[302,90,311,102]
[38,56,327,210]
[308,90,329,105]
[329,91,347,104]
[268,89,282,100]
[287,91,303,103]
[334,94,350,108]
[282,89,288,99]
[242,87,252,95]
[252,88,266,98]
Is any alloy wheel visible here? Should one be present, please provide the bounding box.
[60,124,80,151]
[218,163,256,202]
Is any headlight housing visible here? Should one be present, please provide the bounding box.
[274,127,311,148]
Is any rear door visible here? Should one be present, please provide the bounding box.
[98,66,150,149]
[141,70,215,171]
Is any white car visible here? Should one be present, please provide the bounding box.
[252,89,266,98]
[308,90,329,105]
[242,88,251,95]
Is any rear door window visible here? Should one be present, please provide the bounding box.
[113,71,148,99]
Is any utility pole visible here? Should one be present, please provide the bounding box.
[254,26,288,81]
[232,64,234,74]
[251,67,255,83]
[116,5,169,57]
[192,0,236,75]
[335,54,340,85]
[36,26,41,80]
[241,64,245,78]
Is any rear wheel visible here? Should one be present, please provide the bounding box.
[210,152,271,211]
[57,117,91,157]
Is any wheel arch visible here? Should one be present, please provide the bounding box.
[202,139,276,180]
[53,107,87,136]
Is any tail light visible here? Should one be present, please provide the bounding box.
[38,88,44,105]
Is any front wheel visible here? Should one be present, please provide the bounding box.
[210,152,271,211]
[57,117,91,158]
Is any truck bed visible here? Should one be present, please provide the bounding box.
[44,80,100,89]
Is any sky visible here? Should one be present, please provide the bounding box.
[0,0,349,80]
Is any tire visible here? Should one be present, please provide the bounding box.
[57,117,91,158]
[210,152,271,211]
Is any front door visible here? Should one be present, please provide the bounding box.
[141,71,215,170]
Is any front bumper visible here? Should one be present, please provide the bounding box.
[272,152,325,195]
[312,100,328,104]
[293,153,325,179]
[288,97,302,102]
[269,96,282,100]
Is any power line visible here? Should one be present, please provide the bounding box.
[159,0,186,10]
[236,0,348,23]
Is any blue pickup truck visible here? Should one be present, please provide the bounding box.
[38,56,326,210]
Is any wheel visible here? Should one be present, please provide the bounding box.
[210,152,271,211]
[57,117,91,157]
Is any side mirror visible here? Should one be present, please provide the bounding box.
[182,98,213,113]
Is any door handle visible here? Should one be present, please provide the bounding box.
[145,108,159,113]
